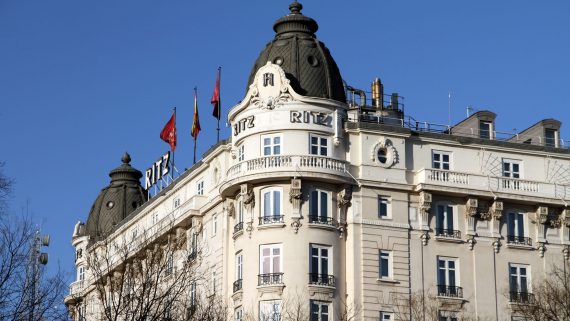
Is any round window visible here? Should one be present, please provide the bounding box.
[377,148,388,164]
[106,201,115,209]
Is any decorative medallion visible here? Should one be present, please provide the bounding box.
[371,137,398,168]
[249,62,293,110]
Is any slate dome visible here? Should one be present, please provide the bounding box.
[247,2,346,103]
[84,153,147,240]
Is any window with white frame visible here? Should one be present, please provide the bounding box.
[379,250,392,279]
[437,257,460,297]
[310,134,328,156]
[238,144,245,161]
[196,180,204,195]
[261,188,282,224]
[502,159,521,178]
[479,120,492,139]
[78,265,85,281]
[310,245,332,285]
[378,196,390,219]
[545,128,557,147]
[310,300,330,321]
[309,189,330,223]
[380,311,393,321]
[190,282,197,306]
[259,300,282,321]
[165,253,174,275]
[432,150,451,170]
[509,264,531,303]
[435,204,458,238]
[262,134,282,156]
[260,244,282,283]
[235,307,243,321]
[236,251,243,282]
[507,212,528,245]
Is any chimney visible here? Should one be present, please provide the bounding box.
[371,77,384,110]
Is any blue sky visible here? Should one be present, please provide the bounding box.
[1,1,569,279]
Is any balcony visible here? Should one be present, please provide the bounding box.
[308,273,335,287]
[308,215,337,227]
[509,291,534,304]
[415,168,570,201]
[258,273,284,286]
[259,215,285,225]
[435,228,461,239]
[233,222,244,234]
[68,280,84,296]
[507,235,532,247]
[437,285,463,298]
[233,279,243,293]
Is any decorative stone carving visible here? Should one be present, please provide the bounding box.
[465,198,478,217]
[489,200,503,238]
[492,239,501,253]
[290,218,302,234]
[249,62,292,110]
[227,202,235,218]
[418,191,432,234]
[534,205,549,243]
[563,246,570,261]
[537,242,546,258]
[420,232,430,246]
[242,184,255,210]
[370,137,399,168]
[478,203,491,220]
[289,178,302,218]
[466,235,476,250]
[337,185,353,239]
[491,200,503,220]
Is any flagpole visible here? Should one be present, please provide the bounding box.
[172,106,176,180]
[217,67,221,143]
[193,87,198,165]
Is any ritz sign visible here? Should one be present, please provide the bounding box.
[145,151,171,190]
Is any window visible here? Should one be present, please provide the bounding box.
[379,251,392,279]
[380,312,393,321]
[190,282,197,306]
[310,301,330,321]
[261,188,282,224]
[212,215,218,236]
[77,304,86,321]
[238,144,245,161]
[259,244,282,285]
[377,147,388,164]
[507,212,529,245]
[309,190,330,224]
[211,268,217,293]
[432,151,451,170]
[439,311,458,321]
[236,252,243,282]
[479,120,492,139]
[238,200,244,223]
[545,129,556,147]
[235,307,243,321]
[378,197,390,219]
[259,300,282,321]
[310,134,328,156]
[174,197,181,208]
[78,265,85,281]
[165,253,174,275]
[436,205,459,238]
[509,264,531,303]
[437,257,461,297]
[502,159,520,178]
[310,245,333,286]
[262,134,282,156]
[197,180,204,195]
[151,212,159,225]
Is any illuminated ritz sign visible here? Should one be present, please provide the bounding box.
[145,151,171,190]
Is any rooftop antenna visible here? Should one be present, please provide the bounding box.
[466,105,473,117]
[448,91,452,126]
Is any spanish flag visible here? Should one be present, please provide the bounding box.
[191,88,201,140]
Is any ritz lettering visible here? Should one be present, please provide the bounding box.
[290,110,332,127]
[233,116,255,136]
[145,151,171,190]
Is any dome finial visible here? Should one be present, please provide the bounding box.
[121,152,131,164]
[289,1,303,15]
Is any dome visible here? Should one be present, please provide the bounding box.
[84,153,147,240]
[247,2,346,103]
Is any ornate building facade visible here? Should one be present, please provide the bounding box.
[65,2,570,321]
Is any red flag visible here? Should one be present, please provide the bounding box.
[160,112,176,151]
[191,89,201,139]
[211,68,221,120]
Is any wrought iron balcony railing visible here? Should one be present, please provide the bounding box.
[258,273,283,286]
[308,215,336,226]
[507,235,532,246]
[509,291,534,304]
[258,215,285,225]
[234,222,244,234]
[435,228,461,239]
[233,279,243,293]
[437,285,463,298]
[308,273,335,287]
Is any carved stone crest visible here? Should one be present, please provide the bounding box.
[249,62,292,110]
[289,178,303,218]
[371,137,399,168]
[241,184,255,210]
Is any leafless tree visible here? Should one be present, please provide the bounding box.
[393,291,492,321]
[74,224,228,321]
[0,165,68,321]
[510,263,570,321]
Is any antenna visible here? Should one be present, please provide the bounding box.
[448,92,452,126]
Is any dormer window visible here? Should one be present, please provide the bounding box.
[545,129,557,147]
[479,121,492,139]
